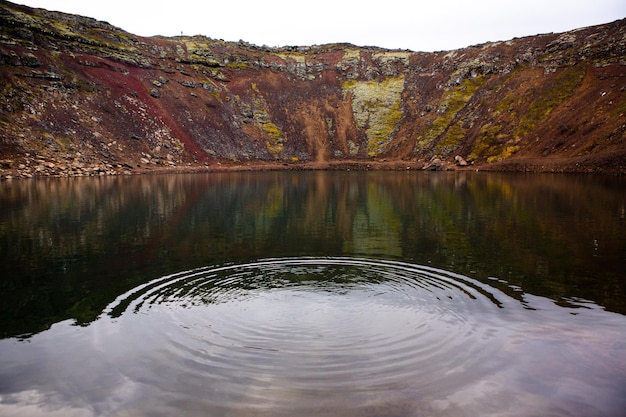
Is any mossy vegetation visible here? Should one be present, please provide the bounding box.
[3,3,149,70]
[417,75,486,151]
[263,122,282,142]
[238,90,285,156]
[276,52,306,63]
[467,65,585,163]
[470,124,499,160]
[340,49,362,62]
[469,123,520,162]
[259,111,284,155]
[2,2,623,173]
[343,76,405,156]
[436,121,466,152]
[516,65,586,138]
[487,145,519,163]
[336,49,363,77]
[226,62,252,70]
[372,51,411,64]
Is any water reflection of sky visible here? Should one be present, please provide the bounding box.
[1,259,626,416]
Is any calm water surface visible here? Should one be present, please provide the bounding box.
[0,171,625,416]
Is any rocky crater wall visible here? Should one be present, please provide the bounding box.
[1,0,625,177]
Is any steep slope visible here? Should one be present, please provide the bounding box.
[1,0,625,177]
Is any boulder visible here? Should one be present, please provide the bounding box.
[424,158,443,171]
[455,155,469,166]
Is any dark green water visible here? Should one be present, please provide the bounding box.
[1,171,625,416]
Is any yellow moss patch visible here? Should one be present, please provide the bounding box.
[262,122,284,155]
[487,145,519,163]
[436,122,466,152]
[343,76,405,156]
[341,49,362,61]
[226,62,251,70]
[266,140,284,155]
[417,75,486,151]
[372,51,411,65]
[262,122,282,142]
[469,123,519,162]
[276,53,306,63]
[469,124,499,160]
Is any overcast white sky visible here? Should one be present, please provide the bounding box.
[15,0,626,51]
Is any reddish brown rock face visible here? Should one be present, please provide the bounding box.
[1,1,625,177]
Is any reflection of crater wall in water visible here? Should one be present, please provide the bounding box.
[0,172,625,338]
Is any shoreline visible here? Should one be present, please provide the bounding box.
[1,155,625,180]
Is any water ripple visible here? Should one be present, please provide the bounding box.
[99,257,518,406]
[2,257,625,417]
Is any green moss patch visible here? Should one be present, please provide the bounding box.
[436,121,467,153]
[516,65,586,138]
[417,75,486,151]
[469,123,522,163]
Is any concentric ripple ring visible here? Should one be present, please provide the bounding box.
[97,257,517,413]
